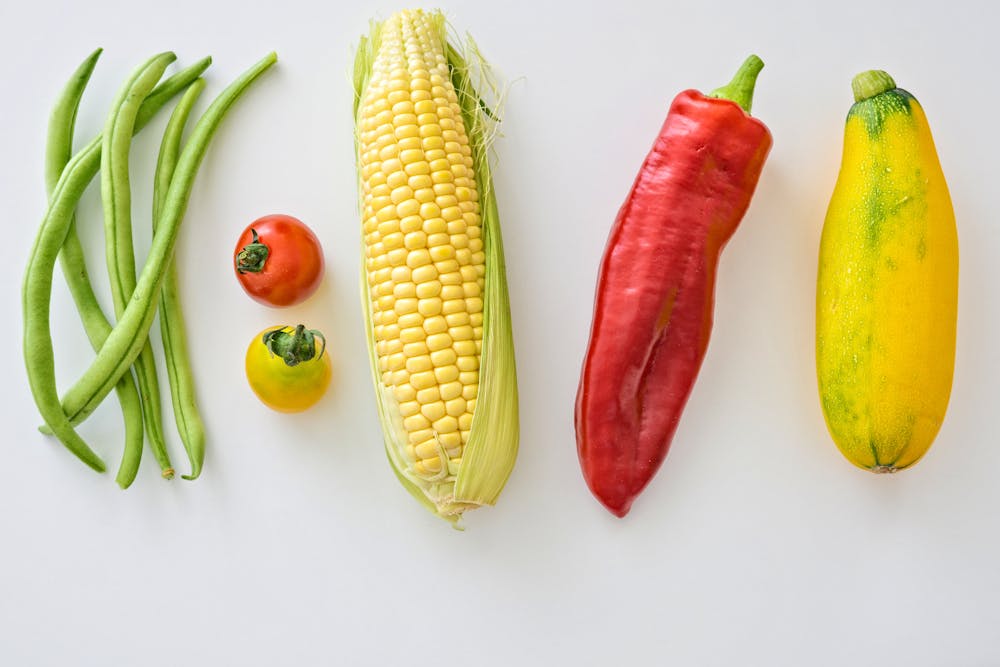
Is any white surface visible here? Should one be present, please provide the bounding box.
[2,0,998,664]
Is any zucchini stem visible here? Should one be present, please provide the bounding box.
[852,70,896,102]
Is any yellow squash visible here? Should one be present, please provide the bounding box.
[816,70,958,472]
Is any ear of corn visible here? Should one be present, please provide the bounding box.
[353,9,518,523]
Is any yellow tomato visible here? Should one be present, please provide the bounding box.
[245,325,332,412]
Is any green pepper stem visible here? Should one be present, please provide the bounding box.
[708,54,764,114]
[852,70,896,102]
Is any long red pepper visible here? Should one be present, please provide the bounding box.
[575,56,772,517]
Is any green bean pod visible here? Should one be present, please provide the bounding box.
[101,53,177,479]
[153,79,208,480]
[27,54,210,469]
[44,48,145,487]
[54,52,278,428]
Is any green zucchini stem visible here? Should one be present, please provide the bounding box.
[852,70,896,103]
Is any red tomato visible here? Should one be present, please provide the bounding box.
[234,214,324,307]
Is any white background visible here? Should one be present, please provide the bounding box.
[1,0,998,664]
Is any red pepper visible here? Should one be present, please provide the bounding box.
[575,56,773,517]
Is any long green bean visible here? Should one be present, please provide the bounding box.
[54,52,278,428]
[101,53,176,479]
[36,55,211,449]
[44,48,145,487]
[24,52,180,470]
[154,79,208,480]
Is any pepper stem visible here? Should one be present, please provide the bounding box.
[708,54,764,114]
[852,70,896,102]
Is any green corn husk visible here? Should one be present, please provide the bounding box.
[353,9,519,525]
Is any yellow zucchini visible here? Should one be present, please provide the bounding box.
[816,70,958,472]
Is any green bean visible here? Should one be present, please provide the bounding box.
[101,53,176,479]
[24,52,180,471]
[44,48,145,487]
[154,79,207,480]
[54,52,278,428]
[36,55,212,440]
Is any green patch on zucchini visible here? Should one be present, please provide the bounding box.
[848,88,915,137]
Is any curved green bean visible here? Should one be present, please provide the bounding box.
[24,52,179,471]
[154,79,207,480]
[101,54,176,479]
[36,55,212,439]
[44,48,145,487]
[55,52,278,427]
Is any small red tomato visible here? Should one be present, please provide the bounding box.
[234,214,324,307]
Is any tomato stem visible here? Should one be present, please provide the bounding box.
[236,228,269,273]
[262,324,326,367]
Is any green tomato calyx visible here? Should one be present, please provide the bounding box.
[236,228,270,273]
[263,325,326,367]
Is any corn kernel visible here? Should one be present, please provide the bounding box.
[394,383,417,402]
[400,215,424,233]
[404,231,427,249]
[399,400,421,417]
[403,341,428,357]
[445,398,466,417]
[417,297,443,317]
[434,365,459,383]
[399,326,426,343]
[445,312,469,327]
[433,415,459,433]
[421,402,447,422]
[415,439,441,461]
[415,280,441,299]
[408,428,434,445]
[403,414,431,433]
[426,333,452,351]
[423,217,447,235]
[416,386,441,404]
[410,371,436,390]
[406,356,433,374]
[393,282,416,299]
[387,248,408,266]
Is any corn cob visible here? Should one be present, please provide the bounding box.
[353,9,518,523]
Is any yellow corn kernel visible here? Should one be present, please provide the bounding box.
[423,316,448,335]
[421,402,447,422]
[435,365,459,383]
[439,432,462,449]
[426,333,452,351]
[406,371,434,391]
[417,297,443,317]
[416,280,441,299]
[406,356,433,374]
[415,439,441,461]
[399,401,421,418]
[431,349,457,368]
[403,414,430,432]
[445,398,466,417]
[416,386,441,404]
